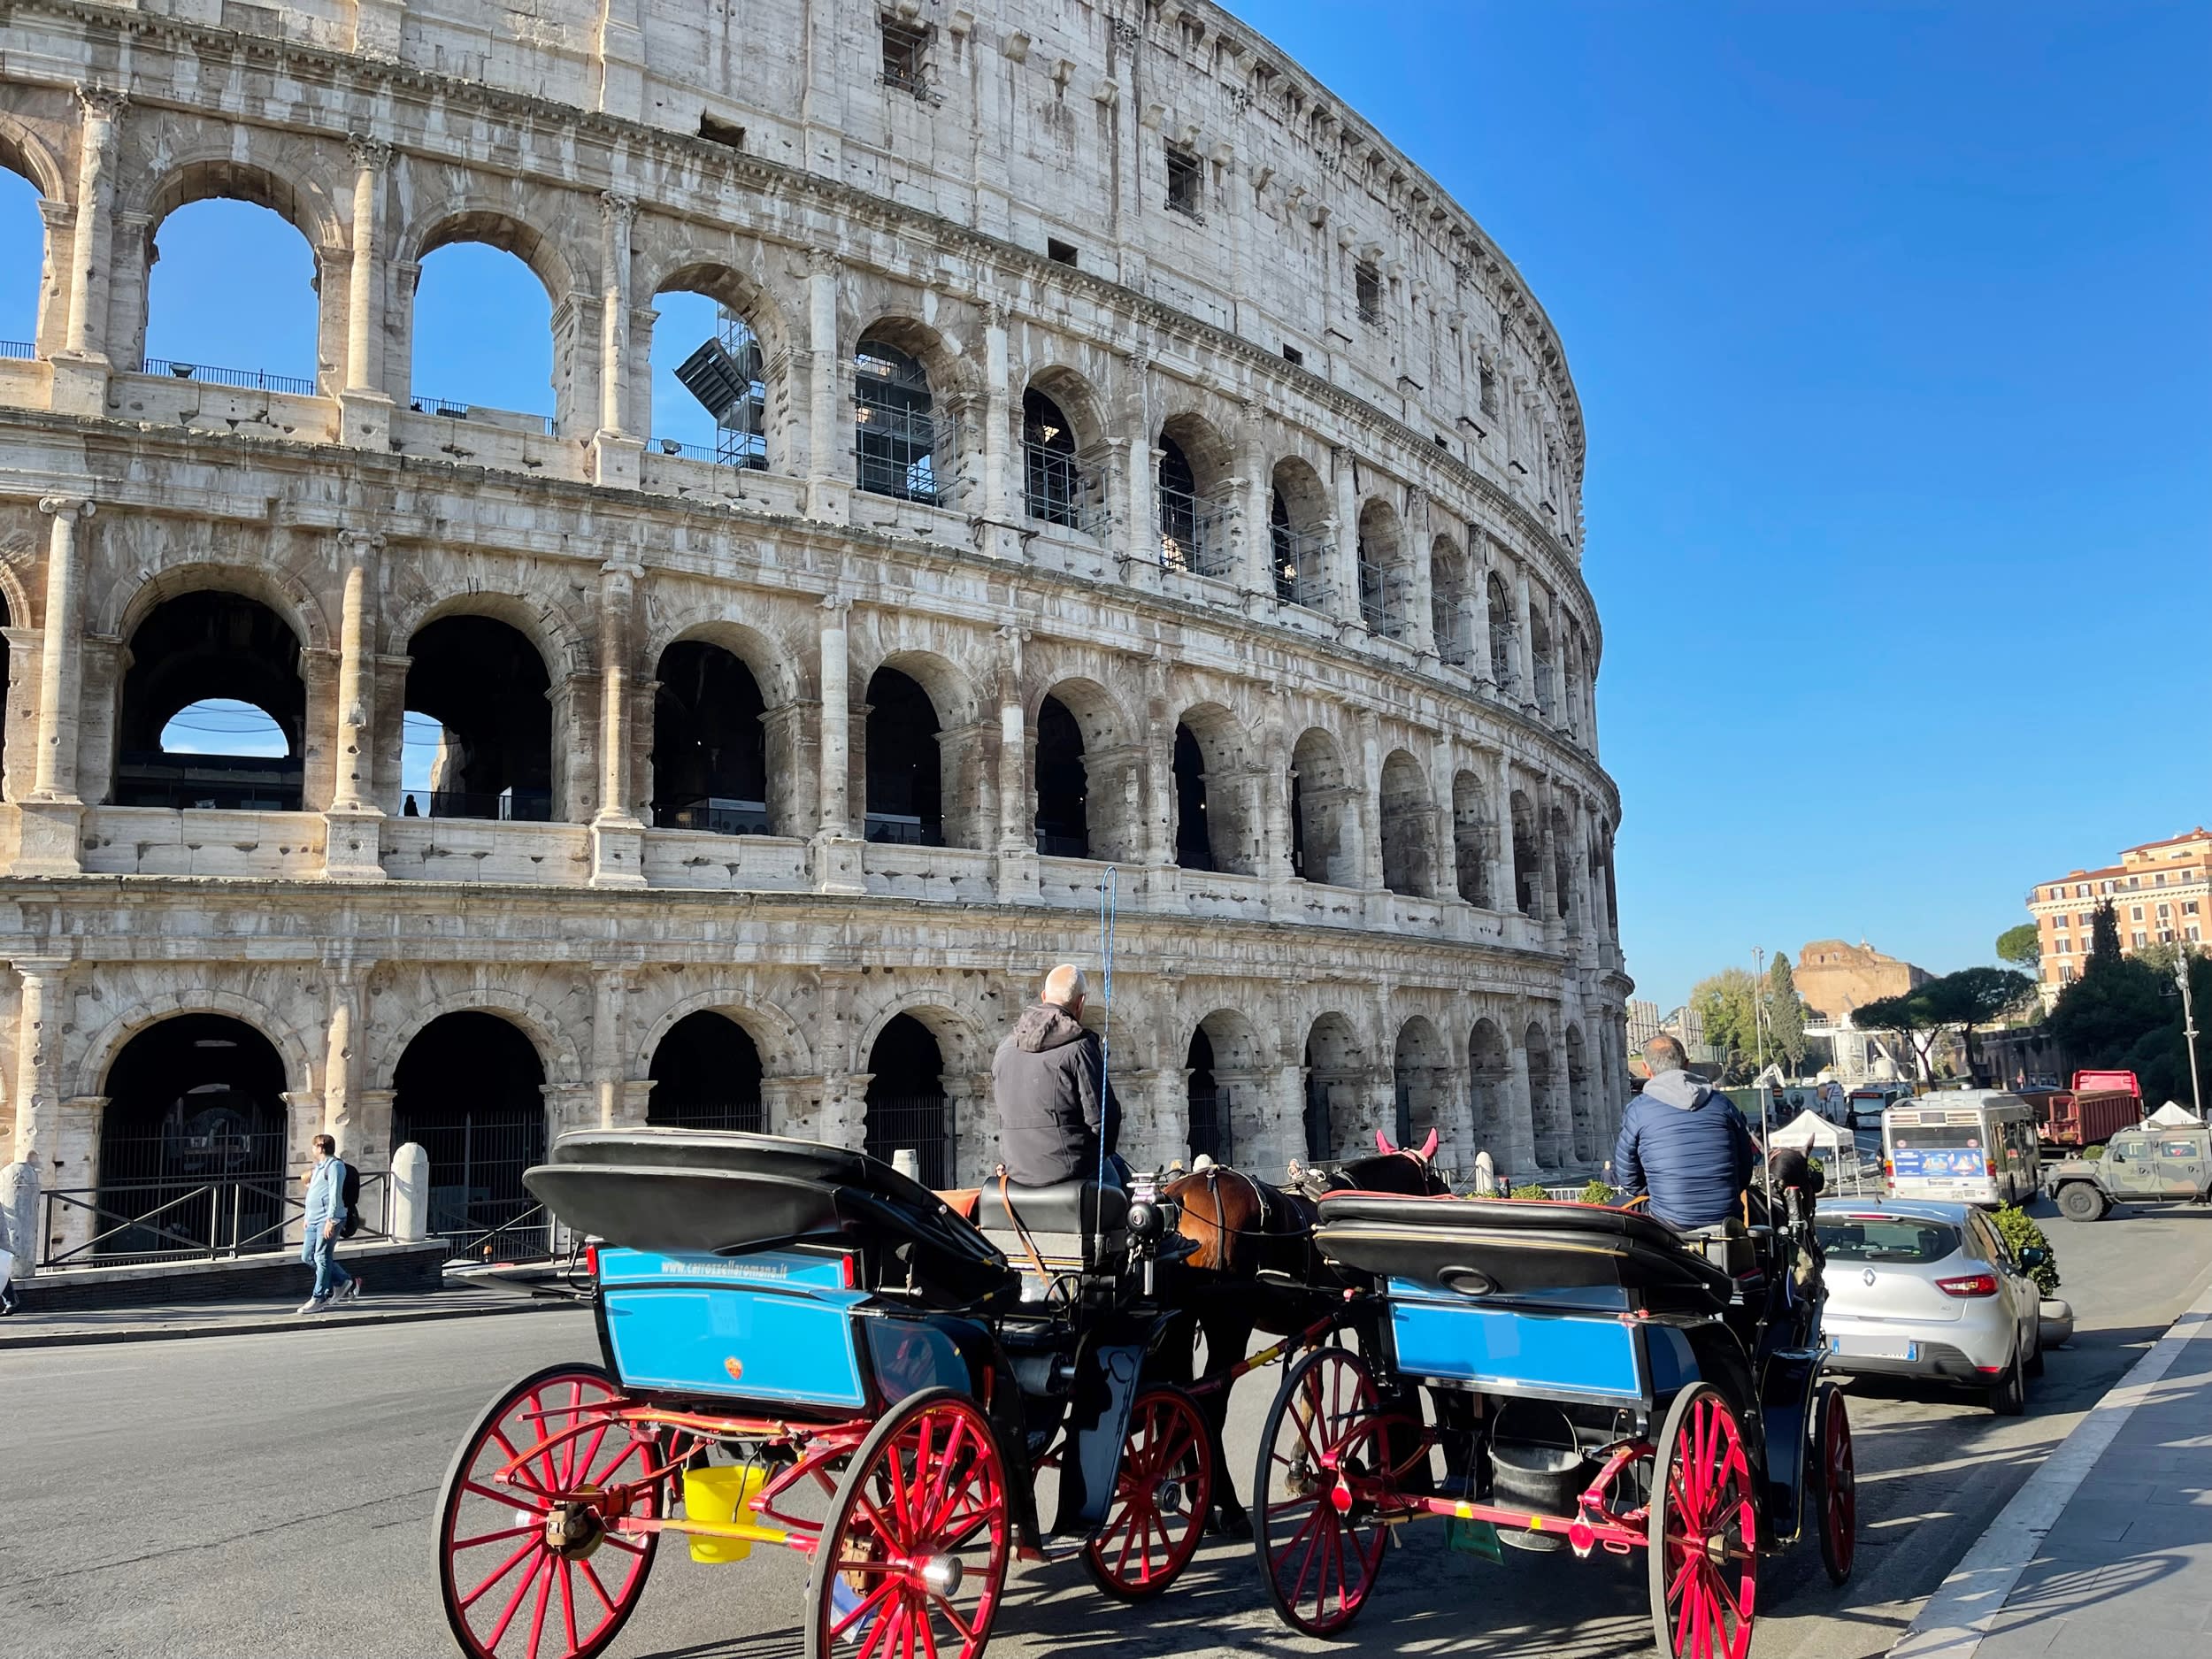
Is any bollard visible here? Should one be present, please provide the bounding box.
[0,1160,35,1281]
[891,1148,920,1181]
[390,1141,430,1243]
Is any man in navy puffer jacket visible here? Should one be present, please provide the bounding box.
[1614,1035,1756,1230]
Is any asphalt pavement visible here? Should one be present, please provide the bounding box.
[4,1195,2209,1659]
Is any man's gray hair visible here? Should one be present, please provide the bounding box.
[1642,1033,1688,1073]
[1042,964,1088,1007]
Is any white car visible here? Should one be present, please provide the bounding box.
[1813,1199,2046,1415]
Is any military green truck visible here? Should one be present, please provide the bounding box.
[2048,1122,2212,1221]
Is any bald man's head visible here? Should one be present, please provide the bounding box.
[1042,964,1087,1014]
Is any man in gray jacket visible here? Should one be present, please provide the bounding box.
[993,965,1124,1187]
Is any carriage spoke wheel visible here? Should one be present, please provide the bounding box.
[1253,1344,1391,1637]
[805,1388,1010,1659]
[1815,1385,1856,1586]
[435,1363,661,1659]
[1648,1383,1759,1659]
[1083,1386,1216,1601]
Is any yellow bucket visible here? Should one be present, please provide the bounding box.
[683,1463,768,1564]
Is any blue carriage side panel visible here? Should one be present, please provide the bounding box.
[599,1248,869,1408]
[1386,1279,1650,1408]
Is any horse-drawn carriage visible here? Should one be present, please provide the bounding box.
[432,1129,1216,1659]
[1245,1184,1855,1659]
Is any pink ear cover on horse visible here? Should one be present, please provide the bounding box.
[1419,1128,1439,1159]
[1374,1129,1396,1156]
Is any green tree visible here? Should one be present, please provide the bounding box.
[2088,899,2122,968]
[1690,968,1762,1082]
[2051,950,2211,1106]
[1853,987,1941,1081]
[1920,967,2038,1080]
[1996,923,2040,970]
[1765,950,1809,1076]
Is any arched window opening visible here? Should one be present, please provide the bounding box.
[864,667,942,845]
[1,165,42,353]
[657,291,768,468]
[648,1011,764,1133]
[393,1011,549,1257]
[652,641,769,835]
[1356,501,1403,639]
[1563,626,1586,736]
[1601,829,1619,941]
[1157,434,1199,571]
[1567,1027,1594,1163]
[117,592,305,811]
[1431,540,1471,666]
[1033,694,1089,858]
[1023,388,1083,526]
[864,1014,950,1187]
[143,198,319,393]
[1469,1019,1509,1143]
[1290,729,1348,886]
[1452,772,1492,908]
[403,616,554,822]
[95,1014,288,1261]
[855,337,941,503]
[1550,805,1575,924]
[1304,1015,1361,1163]
[1526,1024,1563,1171]
[1531,609,1557,720]
[0,588,12,788]
[1172,723,1214,872]
[1487,572,1518,697]
[1271,461,1332,610]
[1379,749,1432,897]
[1393,1019,1446,1149]
[411,241,555,426]
[1509,790,1540,917]
[1186,1026,1225,1165]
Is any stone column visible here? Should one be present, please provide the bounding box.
[1331,447,1361,626]
[324,532,386,879]
[1357,707,1385,894]
[977,302,1018,557]
[1514,572,1538,713]
[9,961,66,1256]
[321,968,371,1171]
[340,136,394,448]
[587,194,642,487]
[20,498,92,875]
[1123,350,1156,570]
[1503,1037,1539,1180]
[1141,657,1172,870]
[1239,421,1272,593]
[592,966,631,1131]
[589,559,646,887]
[813,595,864,893]
[995,625,1037,901]
[804,251,848,522]
[52,85,125,415]
[1473,547,1499,689]
[1404,487,1437,656]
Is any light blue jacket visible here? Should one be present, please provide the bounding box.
[302,1156,349,1261]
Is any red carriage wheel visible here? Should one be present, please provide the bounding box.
[805,1388,1011,1659]
[1814,1384,1856,1586]
[1252,1344,1392,1637]
[1082,1385,1216,1601]
[1647,1383,1759,1659]
[434,1362,662,1659]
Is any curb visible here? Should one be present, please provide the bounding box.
[1887,1269,2212,1659]
[0,1294,583,1350]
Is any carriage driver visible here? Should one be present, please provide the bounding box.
[992,964,1127,1190]
[1612,1034,1756,1231]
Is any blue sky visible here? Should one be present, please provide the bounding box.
[3,4,2205,1004]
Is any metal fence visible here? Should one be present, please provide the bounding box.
[864,1094,952,1189]
[653,795,772,836]
[408,396,557,436]
[38,1170,392,1269]
[142,357,317,396]
[399,787,556,823]
[392,1102,550,1263]
[0,339,33,361]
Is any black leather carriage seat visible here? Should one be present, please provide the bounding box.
[1311,1192,1734,1316]
[974,1179,1131,1289]
[525,1128,1012,1306]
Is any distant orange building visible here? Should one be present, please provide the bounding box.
[2028,827,2211,999]
[1793,940,1932,1023]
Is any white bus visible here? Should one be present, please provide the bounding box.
[1883,1092,2041,1207]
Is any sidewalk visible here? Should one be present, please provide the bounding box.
[1893,1287,2212,1658]
[0,1285,581,1349]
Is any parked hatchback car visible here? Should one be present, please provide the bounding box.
[1813,1199,2047,1414]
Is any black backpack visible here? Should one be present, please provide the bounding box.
[338,1161,362,1240]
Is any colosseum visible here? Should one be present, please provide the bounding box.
[0,0,1625,1266]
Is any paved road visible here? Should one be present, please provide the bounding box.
[6,1199,2210,1659]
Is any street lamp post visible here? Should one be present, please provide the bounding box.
[2177,950,2204,1121]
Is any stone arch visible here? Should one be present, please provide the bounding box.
[368,986,586,1091]
[1175,700,1258,877]
[0,113,68,201]
[1355,496,1406,638]
[73,991,318,1102]
[1430,534,1471,665]
[1270,455,1332,605]
[1289,725,1354,887]
[647,1011,765,1133]
[857,646,984,849]
[1156,409,1234,576]
[633,987,815,1081]
[1530,601,1557,719]
[390,586,588,680]
[854,316,963,504]
[1391,1016,1449,1148]
[851,991,993,1081]
[402,611,558,822]
[652,634,775,836]
[645,257,795,367]
[1486,570,1519,696]
[1019,366,1104,530]
[409,206,576,306]
[1451,769,1493,907]
[646,259,795,472]
[105,559,335,659]
[1525,1020,1563,1171]
[1468,1017,1510,1143]
[1158,409,1234,496]
[1549,802,1575,925]
[1566,1024,1595,1163]
[390,1009,554,1253]
[0,119,61,353]
[1509,787,1540,916]
[402,204,577,424]
[1302,1010,1367,1162]
[1378,748,1434,897]
[113,588,308,811]
[1033,674,1141,864]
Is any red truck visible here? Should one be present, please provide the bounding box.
[2033,1069,2144,1149]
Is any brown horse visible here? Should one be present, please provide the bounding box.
[1160,1128,1451,1535]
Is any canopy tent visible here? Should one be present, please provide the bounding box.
[1767,1108,1849,1157]
[2146,1102,2202,1128]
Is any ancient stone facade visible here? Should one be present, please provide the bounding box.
[0,0,1626,1260]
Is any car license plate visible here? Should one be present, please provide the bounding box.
[1831,1334,1916,1361]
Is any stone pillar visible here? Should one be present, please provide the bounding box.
[1141,657,1172,870]
[322,971,364,1155]
[592,966,631,1131]
[590,558,646,887]
[1473,548,1499,689]
[977,302,1018,556]
[324,532,386,880]
[20,498,92,875]
[948,1073,993,1187]
[1239,423,1272,593]
[1124,351,1156,570]
[1331,447,1361,625]
[994,625,1037,901]
[1514,572,1538,713]
[1503,1038,1538,1180]
[588,194,642,487]
[1404,487,1437,656]
[804,251,847,522]
[1357,707,1385,893]
[760,1076,822,1139]
[10,960,66,1233]
[339,136,394,449]
[813,595,864,893]
[52,84,125,415]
